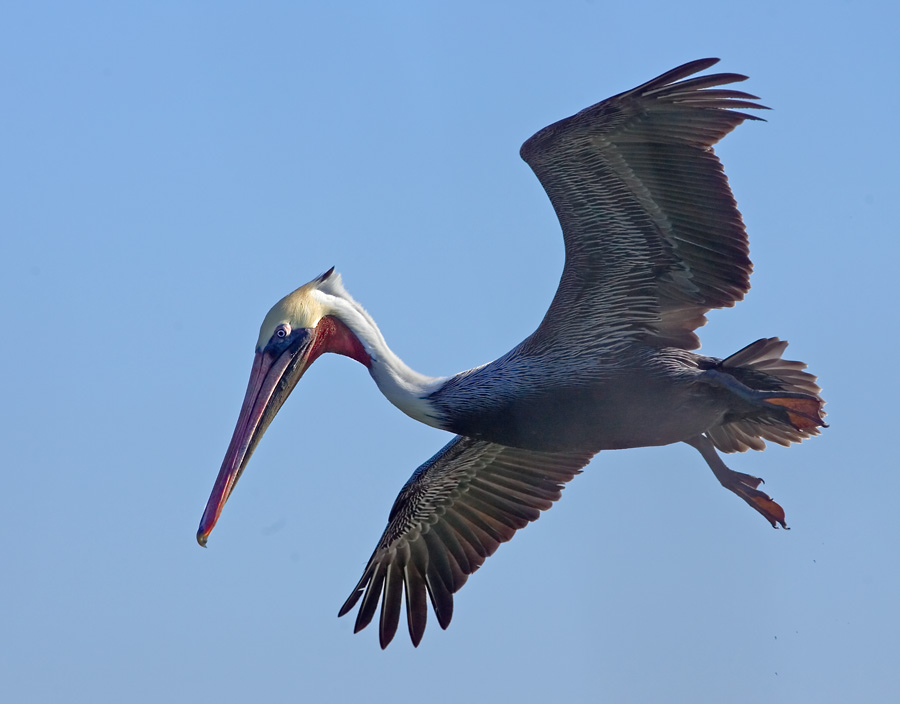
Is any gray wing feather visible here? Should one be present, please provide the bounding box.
[337,435,594,648]
[519,58,766,354]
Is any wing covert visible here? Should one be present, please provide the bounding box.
[519,58,766,353]
[337,435,594,648]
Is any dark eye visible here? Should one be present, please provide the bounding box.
[274,324,291,339]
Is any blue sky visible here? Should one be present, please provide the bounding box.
[2,2,898,702]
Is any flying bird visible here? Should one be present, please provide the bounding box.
[197,58,826,648]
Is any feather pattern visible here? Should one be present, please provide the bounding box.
[200,60,826,649]
[706,337,824,452]
[519,57,766,355]
[427,59,768,428]
[338,435,594,648]
[329,61,822,645]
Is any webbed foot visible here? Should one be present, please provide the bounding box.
[714,467,786,529]
[684,434,788,529]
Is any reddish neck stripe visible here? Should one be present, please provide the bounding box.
[311,316,372,367]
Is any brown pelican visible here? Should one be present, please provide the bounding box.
[197,59,826,648]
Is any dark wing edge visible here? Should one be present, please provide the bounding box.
[520,58,768,352]
[337,436,595,648]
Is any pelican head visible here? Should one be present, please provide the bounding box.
[197,268,370,546]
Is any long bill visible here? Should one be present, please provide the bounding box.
[196,330,314,546]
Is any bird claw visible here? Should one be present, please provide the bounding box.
[731,469,764,490]
[685,435,790,530]
[721,471,787,529]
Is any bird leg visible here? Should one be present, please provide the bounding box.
[684,434,787,529]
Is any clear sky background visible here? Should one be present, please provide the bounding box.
[2,2,898,702]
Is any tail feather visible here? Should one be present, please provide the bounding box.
[708,337,826,453]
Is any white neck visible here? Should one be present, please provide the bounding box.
[316,283,448,428]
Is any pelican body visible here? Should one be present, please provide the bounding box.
[197,59,826,648]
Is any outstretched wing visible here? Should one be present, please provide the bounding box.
[338,435,595,648]
[520,58,766,354]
